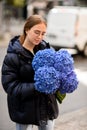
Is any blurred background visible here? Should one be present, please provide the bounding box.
[0,0,87,130]
[0,0,87,54]
[0,0,87,35]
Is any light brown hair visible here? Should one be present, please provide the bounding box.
[19,15,47,44]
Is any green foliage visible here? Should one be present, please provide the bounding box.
[6,0,26,7]
[56,91,66,104]
[13,0,26,7]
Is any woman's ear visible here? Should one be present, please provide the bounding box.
[25,29,29,35]
[25,30,28,35]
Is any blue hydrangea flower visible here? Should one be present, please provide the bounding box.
[34,66,60,94]
[32,49,55,71]
[32,48,78,94]
[54,49,74,74]
[59,71,79,94]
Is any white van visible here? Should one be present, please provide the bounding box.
[45,6,87,56]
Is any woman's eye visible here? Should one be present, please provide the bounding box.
[34,30,40,35]
[34,30,46,36]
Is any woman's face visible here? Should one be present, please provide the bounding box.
[25,23,47,46]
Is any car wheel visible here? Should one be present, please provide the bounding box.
[84,43,87,57]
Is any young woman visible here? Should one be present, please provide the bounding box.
[1,15,59,130]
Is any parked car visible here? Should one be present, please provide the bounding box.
[45,6,87,56]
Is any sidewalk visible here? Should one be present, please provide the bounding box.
[0,32,12,47]
[54,106,87,130]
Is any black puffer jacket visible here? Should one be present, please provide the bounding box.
[1,36,59,126]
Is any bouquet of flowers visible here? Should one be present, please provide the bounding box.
[32,48,78,95]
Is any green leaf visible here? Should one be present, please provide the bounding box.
[56,91,66,104]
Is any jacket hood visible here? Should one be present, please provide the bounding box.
[7,36,34,59]
[7,36,23,54]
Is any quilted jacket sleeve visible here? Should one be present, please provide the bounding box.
[1,53,35,99]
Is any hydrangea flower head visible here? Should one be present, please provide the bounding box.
[59,71,79,94]
[34,66,60,94]
[54,49,74,74]
[32,49,55,71]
